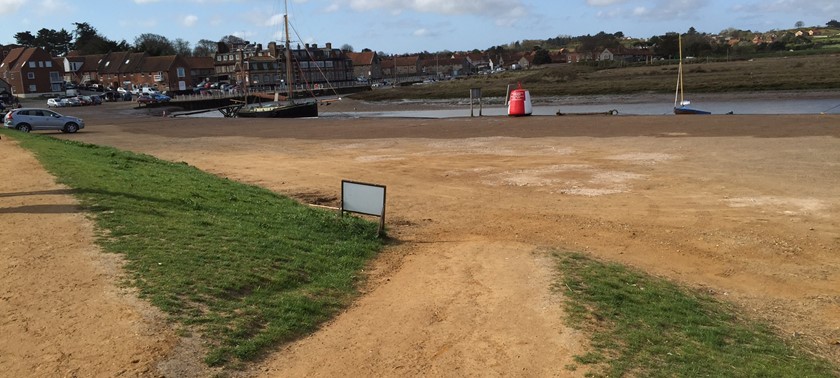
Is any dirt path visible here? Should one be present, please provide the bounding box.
[3,102,840,376]
[0,138,177,377]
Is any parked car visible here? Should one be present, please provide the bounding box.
[149,93,171,103]
[65,97,82,106]
[137,94,155,105]
[46,98,65,107]
[77,96,92,106]
[3,108,84,133]
[137,93,173,105]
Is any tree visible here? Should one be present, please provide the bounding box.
[72,22,127,55]
[134,33,175,56]
[340,44,354,52]
[14,28,72,56]
[795,20,805,28]
[361,48,372,52]
[173,38,192,56]
[219,35,246,51]
[193,39,217,57]
[827,20,840,28]
[650,32,680,58]
[532,48,551,65]
[14,31,36,46]
[578,31,620,52]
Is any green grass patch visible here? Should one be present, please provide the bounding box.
[552,251,837,377]
[5,130,383,367]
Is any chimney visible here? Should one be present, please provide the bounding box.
[312,43,318,49]
[326,42,332,50]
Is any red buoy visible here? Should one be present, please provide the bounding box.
[507,83,532,116]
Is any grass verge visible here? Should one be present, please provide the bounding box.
[6,130,383,367]
[353,54,840,100]
[552,251,837,377]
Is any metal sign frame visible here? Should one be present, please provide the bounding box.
[340,180,386,236]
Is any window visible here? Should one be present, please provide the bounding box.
[28,61,36,68]
[28,84,36,92]
[49,72,61,82]
[27,72,35,79]
[46,61,52,68]
[51,83,62,92]
[177,67,185,77]
[38,61,44,67]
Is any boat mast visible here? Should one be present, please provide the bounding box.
[675,35,685,107]
[284,0,294,104]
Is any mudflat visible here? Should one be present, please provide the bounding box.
[2,100,839,376]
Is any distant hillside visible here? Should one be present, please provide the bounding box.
[352,53,840,100]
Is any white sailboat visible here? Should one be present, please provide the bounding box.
[673,35,710,115]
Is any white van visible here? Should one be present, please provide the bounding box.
[130,86,161,96]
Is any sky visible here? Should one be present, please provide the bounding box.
[0,0,837,55]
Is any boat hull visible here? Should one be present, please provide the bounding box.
[674,106,711,115]
[238,102,318,118]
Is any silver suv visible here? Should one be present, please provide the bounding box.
[3,108,84,133]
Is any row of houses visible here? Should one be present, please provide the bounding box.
[347,46,655,82]
[0,42,359,98]
[0,42,658,98]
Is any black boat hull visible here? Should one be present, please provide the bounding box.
[673,106,711,115]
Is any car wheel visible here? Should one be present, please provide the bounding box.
[63,123,79,133]
[17,123,31,133]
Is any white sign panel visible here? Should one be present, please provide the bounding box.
[341,180,386,216]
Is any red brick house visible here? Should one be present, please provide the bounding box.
[97,51,146,90]
[63,53,106,85]
[0,47,64,98]
[93,52,193,92]
[184,56,215,86]
[346,51,382,81]
[135,55,193,92]
[381,55,420,79]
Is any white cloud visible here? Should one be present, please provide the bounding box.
[346,0,528,24]
[182,14,198,27]
[133,0,160,3]
[40,0,71,12]
[324,3,339,12]
[736,0,837,14]
[0,0,26,15]
[587,0,625,5]
[266,13,284,27]
[632,6,650,17]
[413,28,431,37]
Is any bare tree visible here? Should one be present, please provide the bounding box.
[173,38,192,56]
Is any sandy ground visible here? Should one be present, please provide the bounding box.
[2,99,839,376]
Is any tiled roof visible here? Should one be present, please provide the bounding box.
[347,52,375,65]
[141,56,177,72]
[184,56,214,69]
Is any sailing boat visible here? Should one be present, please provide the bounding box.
[673,35,710,115]
[238,0,318,118]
